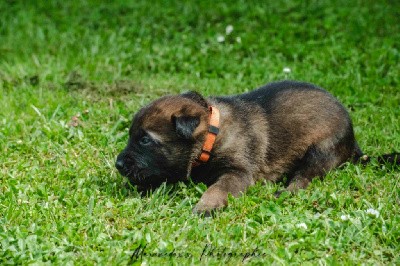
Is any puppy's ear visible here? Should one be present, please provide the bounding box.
[172,115,200,139]
[181,91,208,108]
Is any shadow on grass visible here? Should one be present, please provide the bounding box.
[64,71,145,99]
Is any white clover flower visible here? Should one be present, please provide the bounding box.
[296,223,308,229]
[283,67,291,74]
[226,25,234,35]
[366,208,380,218]
[217,35,225,43]
[340,214,350,221]
[236,37,242,43]
[382,225,387,233]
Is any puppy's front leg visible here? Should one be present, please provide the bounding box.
[193,172,253,215]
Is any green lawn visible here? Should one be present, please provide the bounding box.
[1,0,399,264]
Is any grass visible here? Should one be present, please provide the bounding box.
[1,0,399,264]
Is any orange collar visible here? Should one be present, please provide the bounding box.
[192,106,220,167]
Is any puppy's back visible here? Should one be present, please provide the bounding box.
[237,81,356,171]
[238,81,352,137]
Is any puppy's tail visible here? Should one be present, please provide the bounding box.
[355,152,400,166]
[351,142,400,166]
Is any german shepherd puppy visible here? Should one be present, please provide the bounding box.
[115,81,399,214]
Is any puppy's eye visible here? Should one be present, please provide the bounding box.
[139,136,152,146]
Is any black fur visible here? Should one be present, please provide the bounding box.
[172,115,200,140]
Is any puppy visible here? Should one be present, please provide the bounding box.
[116,81,399,214]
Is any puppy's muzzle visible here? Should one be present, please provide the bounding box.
[115,159,125,172]
[115,159,129,176]
[115,151,135,177]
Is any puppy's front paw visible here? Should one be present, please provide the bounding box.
[192,188,228,216]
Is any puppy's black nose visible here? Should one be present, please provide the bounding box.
[115,160,124,171]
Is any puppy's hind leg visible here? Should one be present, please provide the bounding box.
[285,143,348,193]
